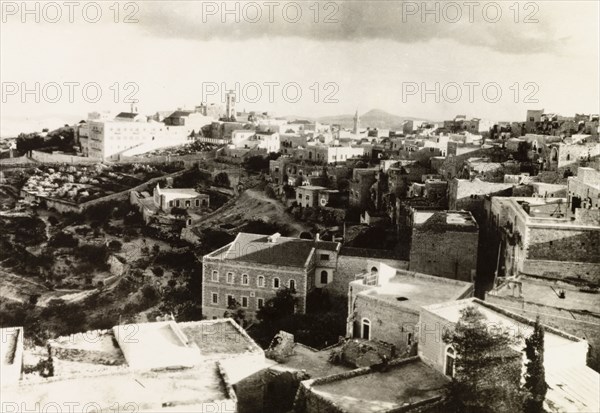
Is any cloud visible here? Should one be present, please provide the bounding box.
[135,1,564,54]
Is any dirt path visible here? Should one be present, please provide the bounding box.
[245,189,308,234]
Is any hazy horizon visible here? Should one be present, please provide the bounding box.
[2,1,599,137]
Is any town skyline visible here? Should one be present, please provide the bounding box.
[1,1,599,137]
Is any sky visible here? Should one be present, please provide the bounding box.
[1,0,599,137]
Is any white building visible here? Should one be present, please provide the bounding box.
[86,111,213,160]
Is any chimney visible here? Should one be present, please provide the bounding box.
[315,233,320,242]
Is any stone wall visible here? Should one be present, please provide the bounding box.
[418,309,454,374]
[409,230,478,282]
[30,150,100,164]
[448,178,514,223]
[521,259,600,283]
[351,294,419,355]
[526,226,600,263]
[202,260,309,320]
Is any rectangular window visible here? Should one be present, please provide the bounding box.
[320,254,330,261]
[241,297,248,308]
[227,295,234,307]
[257,298,264,308]
[212,293,218,304]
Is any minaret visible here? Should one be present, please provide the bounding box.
[353,108,360,134]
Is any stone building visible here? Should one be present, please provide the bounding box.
[486,193,600,282]
[153,183,209,212]
[486,275,600,370]
[3,319,270,412]
[548,141,600,172]
[349,168,377,210]
[419,298,599,413]
[448,178,516,222]
[202,233,341,320]
[296,356,449,413]
[346,261,473,356]
[409,210,479,282]
[295,186,327,208]
[568,167,600,210]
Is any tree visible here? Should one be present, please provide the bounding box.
[256,287,297,324]
[516,141,531,162]
[213,172,231,188]
[107,240,122,252]
[523,318,547,413]
[224,298,246,327]
[444,306,523,413]
[243,155,269,172]
[170,207,188,217]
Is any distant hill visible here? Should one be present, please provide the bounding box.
[286,109,429,130]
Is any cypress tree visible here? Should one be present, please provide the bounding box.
[524,317,548,413]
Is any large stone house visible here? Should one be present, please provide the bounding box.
[202,233,341,320]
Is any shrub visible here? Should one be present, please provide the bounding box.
[48,232,79,248]
[107,240,122,252]
[213,172,230,188]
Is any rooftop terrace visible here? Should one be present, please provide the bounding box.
[353,270,473,312]
[489,276,600,314]
[277,343,352,379]
[309,357,447,413]
[0,366,233,412]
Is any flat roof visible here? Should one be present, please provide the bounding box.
[0,366,233,412]
[297,185,327,191]
[423,298,578,350]
[414,210,478,233]
[178,319,264,357]
[114,321,200,370]
[490,276,600,314]
[277,344,352,379]
[355,271,472,312]
[310,358,447,413]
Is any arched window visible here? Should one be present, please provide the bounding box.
[361,318,371,340]
[273,278,280,288]
[242,274,249,285]
[211,270,219,282]
[444,345,456,377]
[370,266,378,275]
[320,270,328,284]
[257,276,265,287]
[289,279,296,291]
[226,272,234,284]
